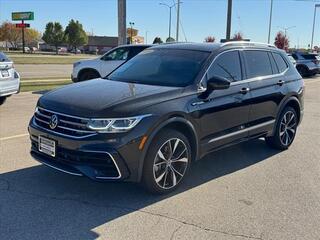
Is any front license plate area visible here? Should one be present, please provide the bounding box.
[38,136,56,157]
[1,70,9,78]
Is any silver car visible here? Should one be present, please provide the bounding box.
[0,52,20,105]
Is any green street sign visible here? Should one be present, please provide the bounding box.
[12,12,34,21]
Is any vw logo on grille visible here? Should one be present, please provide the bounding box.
[49,114,59,129]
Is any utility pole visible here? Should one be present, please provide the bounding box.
[118,0,127,45]
[267,0,273,44]
[176,0,180,42]
[311,4,320,50]
[226,0,232,40]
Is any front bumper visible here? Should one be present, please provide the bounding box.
[28,117,148,182]
[71,73,78,82]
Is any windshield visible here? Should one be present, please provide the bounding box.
[0,52,10,62]
[107,48,210,87]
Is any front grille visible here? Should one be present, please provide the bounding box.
[34,107,96,138]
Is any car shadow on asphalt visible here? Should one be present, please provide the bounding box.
[0,138,280,239]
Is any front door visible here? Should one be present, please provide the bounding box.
[196,50,252,153]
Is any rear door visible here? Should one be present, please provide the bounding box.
[99,47,130,76]
[197,50,252,152]
[243,50,289,137]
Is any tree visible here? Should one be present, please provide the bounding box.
[42,22,65,54]
[25,28,41,45]
[64,19,88,54]
[0,21,21,49]
[153,37,163,44]
[166,37,175,43]
[232,32,243,41]
[274,31,289,51]
[204,36,215,43]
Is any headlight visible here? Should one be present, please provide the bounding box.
[14,71,20,79]
[73,62,81,68]
[87,114,151,133]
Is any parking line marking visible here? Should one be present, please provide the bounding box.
[0,133,29,141]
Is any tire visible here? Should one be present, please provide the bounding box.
[0,97,6,105]
[78,70,100,81]
[141,129,192,194]
[297,65,310,77]
[265,106,298,150]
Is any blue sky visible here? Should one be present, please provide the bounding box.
[0,0,319,48]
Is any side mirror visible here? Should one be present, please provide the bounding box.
[207,76,231,91]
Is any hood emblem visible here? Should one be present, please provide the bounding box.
[49,115,59,129]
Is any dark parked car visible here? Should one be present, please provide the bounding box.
[291,52,320,77]
[29,42,304,194]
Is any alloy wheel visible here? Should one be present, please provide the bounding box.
[153,138,189,190]
[279,110,297,146]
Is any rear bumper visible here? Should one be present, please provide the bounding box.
[0,78,20,97]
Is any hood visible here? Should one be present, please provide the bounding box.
[38,79,183,117]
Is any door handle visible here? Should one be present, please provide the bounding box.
[239,87,250,94]
[277,80,285,86]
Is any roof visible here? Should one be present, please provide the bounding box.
[118,44,153,48]
[150,41,277,52]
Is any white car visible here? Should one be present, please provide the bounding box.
[71,44,151,82]
[0,52,20,105]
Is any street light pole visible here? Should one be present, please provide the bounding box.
[160,2,177,40]
[176,0,181,41]
[129,22,134,44]
[267,0,273,44]
[311,4,320,50]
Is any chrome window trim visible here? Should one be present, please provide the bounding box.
[208,120,275,143]
[198,48,290,91]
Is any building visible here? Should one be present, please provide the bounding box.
[83,36,118,54]
[126,28,144,44]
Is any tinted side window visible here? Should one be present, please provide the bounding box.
[128,47,147,59]
[291,54,298,60]
[208,51,242,82]
[268,52,278,74]
[273,53,288,72]
[244,50,273,78]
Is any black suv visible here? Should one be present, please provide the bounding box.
[28,42,304,194]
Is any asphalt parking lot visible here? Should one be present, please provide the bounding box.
[1,77,320,240]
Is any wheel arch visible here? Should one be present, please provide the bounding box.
[272,95,302,136]
[137,116,199,182]
[77,68,101,80]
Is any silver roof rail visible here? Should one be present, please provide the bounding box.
[221,41,276,49]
